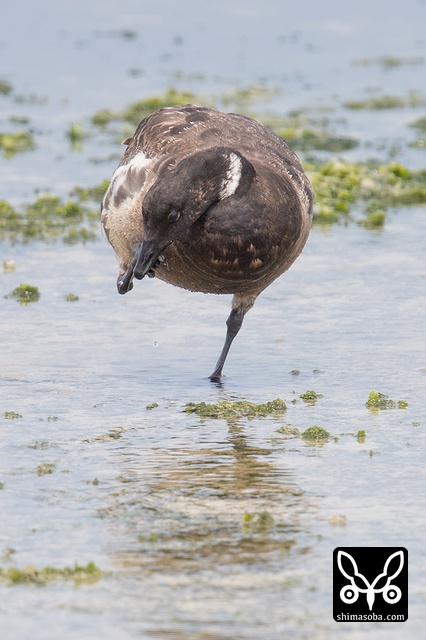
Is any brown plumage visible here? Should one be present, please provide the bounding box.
[101,104,314,381]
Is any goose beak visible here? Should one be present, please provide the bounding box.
[116,241,168,294]
[133,239,165,280]
[116,240,168,294]
[117,261,135,294]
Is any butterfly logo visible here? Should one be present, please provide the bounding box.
[337,550,404,611]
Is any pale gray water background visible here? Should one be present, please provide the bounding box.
[1,1,426,638]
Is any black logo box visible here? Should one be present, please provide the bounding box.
[333,547,408,622]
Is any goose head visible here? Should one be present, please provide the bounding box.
[117,146,255,293]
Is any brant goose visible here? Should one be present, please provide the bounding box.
[101,104,314,381]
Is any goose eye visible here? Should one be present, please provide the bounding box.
[167,210,180,223]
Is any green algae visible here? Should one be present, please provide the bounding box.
[260,108,360,153]
[0,178,108,244]
[84,426,128,442]
[26,196,89,236]
[103,430,122,440]
[242,510,275,534]
[9,115,30,125]
[27,441,49,450]
[123,89,197,126]
[276,424,300,437]
[222,85,279,109]
[7,284,40,305]
[65,293,79,302]
[4,411,22,420]
[66,122,86,150]
[146,402,159,410]
[35,463,56,476]
[357,430,366,443]
[91,108,116,128]
[379,55,424,69]
[354,56,425,69]
[0,130,35,158]
[366,390,408,410]
[92,88,198,129]
[70,179,111,202]
[301,425,330,443]
[0,561,103,586]
[0,79,12,95]
[410,116,426,132]
[277,126,358,153]
[0,200,19,231]
[86,477,100,486]
[409,118,426,149]
[362,210,386,229]
[13,92,47,105]
[308,159,426,226]
[299,390,323,404]
[184,398,287,419]
[137,532,159,543]
[344,91,424,110]
[0,194,98,244]
[410,138,426,149]
[91,85,282,132]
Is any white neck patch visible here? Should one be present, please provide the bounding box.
[102,151,152,210]
[219,152,242,200]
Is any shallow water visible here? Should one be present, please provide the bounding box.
[1,1,426,638]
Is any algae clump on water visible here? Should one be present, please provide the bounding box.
[366,390,408,410]
[0,130,35,158]
[4,411,23,420]
[7,284,40,304]
[0,561,103,585]
[0,192,100,244]
[184,398,287,419]
[299,390,323,404]
[308,159,426,226]
[301,425,331,443]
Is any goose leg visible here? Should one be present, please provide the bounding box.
[209,308,245,382]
